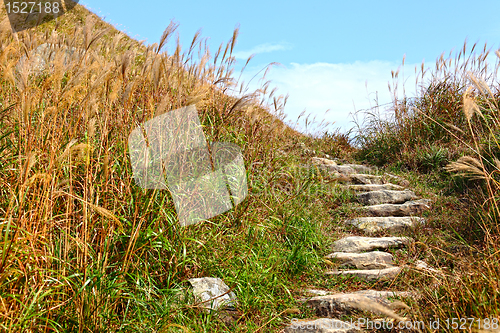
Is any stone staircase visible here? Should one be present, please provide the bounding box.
[283,157,433,332]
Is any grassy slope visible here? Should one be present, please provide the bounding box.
[0,4,344,332]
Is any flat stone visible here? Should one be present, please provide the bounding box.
[336,165,358,174]
[348,183,405,191]
[383,173,410,187]
[345,217,426,233]
[304,290,411,317]
[285,318,364,332]
[311,158,375,175]
[312,157,339,171]
[343,174,384,185]
[304,289,333,296]
[361,199,431,217]
[331,236,412,253]
[326,266,402,282]
[356,190,417,205]
[188,277,237,311]
[326,251,394,269]
[342,164,374,174]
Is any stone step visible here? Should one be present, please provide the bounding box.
[331,236,412,253]
[326,266,402,283]
[360,199,431,217]
[356,190,417,206]
[312,157,341,173]
[302,290,411,317]
[284,318,364,332]
[326,251,394,269]
[383,173,410,187]
[339,174,384,185]
[342,164,374,174]
[348,183,405,191]
[345,217,426,234]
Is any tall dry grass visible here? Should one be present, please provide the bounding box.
[0,6,305,331]
[355,40,500,326]
[355,41,500,170]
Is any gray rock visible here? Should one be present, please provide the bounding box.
[331,236,412,253]
[335,165,358,174]
[304,289,333,296]
[361,199,431,217]
[345,217,426,233]
[326,266,402,282]
[356,190,417,205]
[348,183,405,191]
[343,174,385,185]
[311,157,356,174]
[312,157,337,166]
[188,277,237,311]
[342,164,374,174]
[326,251,394,269]
[285,318,364,333]
[354,289,412,299]
[383,173,410,186]
[16,43,84,76]
[311,158,374,175]
[304,290,411,317]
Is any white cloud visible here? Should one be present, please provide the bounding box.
[233,42,293,60]
[238,60,425,136]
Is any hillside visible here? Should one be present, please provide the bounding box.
[1,3,500,333]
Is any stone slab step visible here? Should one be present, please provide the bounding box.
[360,199,431,217]
[339,174,384,185]
[325,251,394,269]
[345,217,426,234]
[302,290,411,317]
[304,289,333,296]
[342,164,374,174]
[311,157,341,173]
[356,190,417,205]
[331,236,412,253]
[312,157,374,175]
[383,173,410,187]
[284,318,364,332]
[326,266,402,282]
[348,183,405,191]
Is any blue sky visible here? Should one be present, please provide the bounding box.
[79,0,500,135]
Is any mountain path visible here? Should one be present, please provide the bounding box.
[282,157,434,333]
